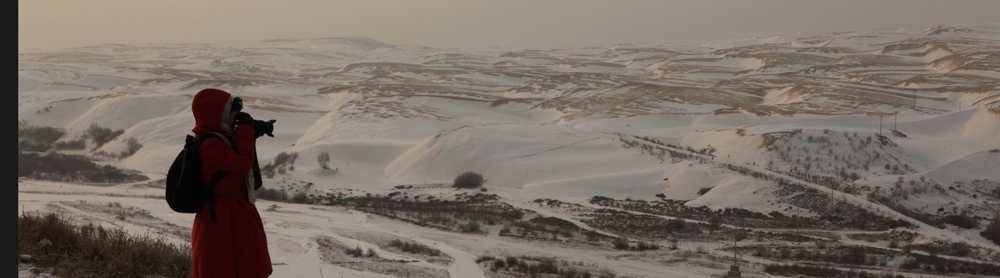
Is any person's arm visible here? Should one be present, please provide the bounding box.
[200,125,257,177]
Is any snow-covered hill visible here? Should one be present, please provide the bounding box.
[18,24,1000,278]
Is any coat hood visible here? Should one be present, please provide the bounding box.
[192,88,236,136]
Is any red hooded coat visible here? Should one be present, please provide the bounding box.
[190,88,272,278]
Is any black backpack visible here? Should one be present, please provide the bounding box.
[165,132,229,221]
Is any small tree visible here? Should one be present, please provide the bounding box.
[612,236,630,250]
[317,152,330,169]
[709,215,722,229]
[85,123,124,149]
[453,171,485,188]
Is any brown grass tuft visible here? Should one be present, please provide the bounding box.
[18,212,192,278]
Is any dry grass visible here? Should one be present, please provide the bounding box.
[18,212,192,278]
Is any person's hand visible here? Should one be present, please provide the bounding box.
[253,119,276,138]
[235,112,254,126]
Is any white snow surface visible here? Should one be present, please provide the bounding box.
[18,24,1000,277]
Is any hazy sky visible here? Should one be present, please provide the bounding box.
[19,0,1000,53]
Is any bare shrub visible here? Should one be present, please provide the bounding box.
[388,239,442,256]
[345,246,364,257]
[636,241,659,251]
[708,215,722,229]
[460,221,481,233]
[85,123,124,149]
[18,124,65,152]
[612,236,630,250]
[942,214,978,229]
[765,264,842,277]
[53,138,87,150]
[119,137,143,159]
[255,188,288,202]
[453,171,485,188]
[272,151,298,166]
[262,151,298,177]
[317,152,330,169]
[289,192,309,204]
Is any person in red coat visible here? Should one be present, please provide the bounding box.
[190,88,274,278]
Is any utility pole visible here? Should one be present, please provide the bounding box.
[879,114,883,136]
[894,112,897,130]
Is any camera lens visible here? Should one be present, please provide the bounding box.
[231,97,243,112]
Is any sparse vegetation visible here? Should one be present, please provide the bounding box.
[387,239,442,256]
[261,151,298,178]
[322,193,524,234]
[118,137,143,159]
[18,212,191,278]
[479,256,612,278]
[53,138,87,150]
[18,123,66,152]
[764,264,903,278]
[460,221,481,233]
[85,123,125,150]
[18,151,148,183]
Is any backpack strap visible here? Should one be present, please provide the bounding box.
[205,132,232,148]
[197,132,232,221]
[206,170,227,221]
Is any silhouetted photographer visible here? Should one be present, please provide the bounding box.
[185,88,275,278]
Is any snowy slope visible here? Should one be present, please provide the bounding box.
[18,24,1000,278]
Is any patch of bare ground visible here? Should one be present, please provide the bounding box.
[760,131,793,149]
[538,84,762,120]
[557,60,625,69]
[25,51,116,63]
[655,63,740,75]
[477,255,618,278]
[831,54,926,67]
[340,62,462,77]
[180,78,271,89]
[337,97,458,120]
[750,52,838,69]
[318,193,632,251]
[315,236,449,278]
[238,96,329,115]
[43,82,102,90]
[421,53,493,65]
[900,73,1000,87]
[797,46,864,54]
[333,230,453,266]
[489,98,544,108]
[319,193,526,233]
